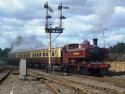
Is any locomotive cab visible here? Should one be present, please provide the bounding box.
[62,43,90,64]
[63,44,80,50]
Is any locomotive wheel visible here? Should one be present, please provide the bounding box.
[80,67,89,75]
[89,69,95,76]
[97,69,104,77]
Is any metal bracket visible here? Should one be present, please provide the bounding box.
[45,27,64,33]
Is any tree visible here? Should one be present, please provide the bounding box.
[0,48,11,57]
[109,43,125,53]
[109,43,125,61]
[1,48,11,57]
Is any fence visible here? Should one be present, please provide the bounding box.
[106,62,125,72]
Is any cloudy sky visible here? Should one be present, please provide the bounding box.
[0,0,125,49]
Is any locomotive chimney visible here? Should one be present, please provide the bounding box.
[93,38,98,47]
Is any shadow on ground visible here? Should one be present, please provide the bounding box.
[107,71,125,77]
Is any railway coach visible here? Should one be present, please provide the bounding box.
[8,47,62,68]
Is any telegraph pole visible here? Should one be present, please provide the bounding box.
[103,29,105,47]
[123,32,125,43]
[44,2,68,72]
[103,28,107,48]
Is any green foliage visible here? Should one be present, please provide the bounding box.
[109,43,125,53]
[108,53,125,61]
[109,43,125,61]
[0,48,11,60]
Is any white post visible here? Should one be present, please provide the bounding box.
[19,59,27,80]
[48,33,52,72]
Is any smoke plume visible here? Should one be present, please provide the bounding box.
[90,0,118,34]
[11,35,46,52]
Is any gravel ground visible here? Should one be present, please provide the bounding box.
[63,75,125,90]
[0,73,52,94]
[41,71,125,91]
[30,70,125,94]
[113,75,125,79]
[1,69,125,94]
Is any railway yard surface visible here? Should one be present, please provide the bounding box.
[0,63,125,94]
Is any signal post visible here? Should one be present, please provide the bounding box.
[44,2,68,72]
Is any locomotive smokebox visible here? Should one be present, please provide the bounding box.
[93,38,98,47]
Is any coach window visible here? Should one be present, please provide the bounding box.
[26,53,28,58]
[41,52,43,57]
[28,53,29,57]
[37,53,39,57]
[38,53,40,57]
[36,53,38,57]
[33,53,35,57]
[39,53,41,57]
[23,54,24,58]
[46,52,48,57]
[34,53,36,57]
[28,53,30,57]
[52,52,55,57]
[43,51,45,57]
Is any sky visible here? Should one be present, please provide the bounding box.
[0,0,125,50]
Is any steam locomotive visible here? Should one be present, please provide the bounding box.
[61,38,110,76]
[8,38,110,76]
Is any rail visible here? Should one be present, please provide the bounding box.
[29,70,125,94]
[0,69,12,84]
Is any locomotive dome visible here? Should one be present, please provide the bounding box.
[83,40,90,48]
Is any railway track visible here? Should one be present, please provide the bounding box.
[74,75,125,88]
[0,69,12,84]
[30,71,97,94]
[30,71,76,94]
[90,76,125,88]
[56,76,125,94]
[0,67,5,72]
[29,70,125,94]
[54,71,125,88]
